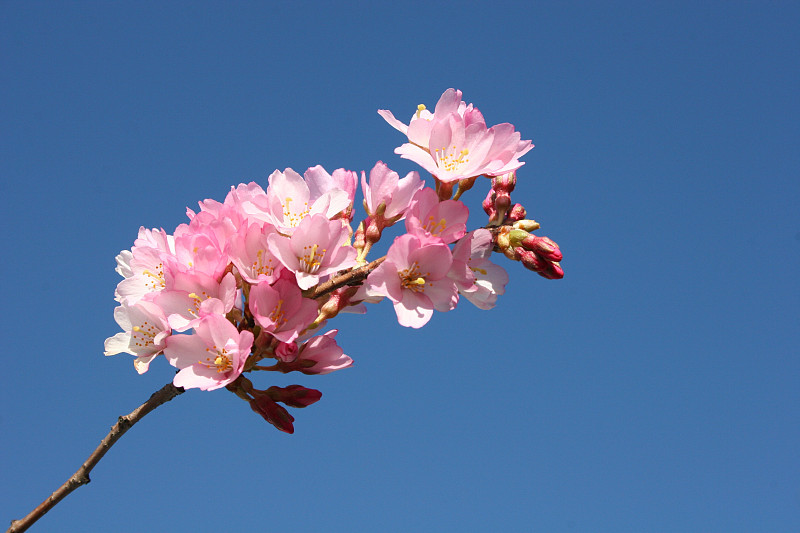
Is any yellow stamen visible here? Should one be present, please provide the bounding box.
[398,262,430,293]
[300,244,326,274]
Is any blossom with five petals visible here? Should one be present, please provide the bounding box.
[248,276,319,343]
[449,229,509,310]
[163,314,253,391]
[361,161,423,221]
[365,234,458,328]
[264,168,351,233]
[380,88,533,183]
[404,187,469,244]
[104,299,171,374]
[268,213,357,290]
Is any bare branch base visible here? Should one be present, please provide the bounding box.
[7,382,184,533]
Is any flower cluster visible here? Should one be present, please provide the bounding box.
[106,89,563,433]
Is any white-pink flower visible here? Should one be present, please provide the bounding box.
[361,161,424,220]
[449,229,509,310]
[365,234,458,328]
[381,88,533,183]
[275,330,353,375]
[304,165,358,220]
[114,227,174,304]
[164,314,253,391]
[378,88,485,150]
[104,300,171,374]
[268,213,357,290]
[264,168,351,233]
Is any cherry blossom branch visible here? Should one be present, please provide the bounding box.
[8,258,388,533]
[310,255,386,299]
[310,223,519,303]
[7,382,185,533]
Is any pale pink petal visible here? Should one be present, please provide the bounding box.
[377,109,409,135]
[394,291,434,328]
[433,88,462,116]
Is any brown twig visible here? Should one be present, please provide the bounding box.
[310,255,386,300]
[6,382,185,533]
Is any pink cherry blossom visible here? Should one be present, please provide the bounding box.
[248,277,319,343]
[163,314,253,391]
[155,271,237,331]
[378,88,486,150]
[264,168,351,233]
[449,229,509,310]
[274,330,353,375]
[114,227,174,304]
[267,213,357,290]
[381,88,533,183]
[168,222,229,279]
[295,330,353,374]
[304,165,358,220]
[218,181,274,227]
[404,187,469,244]
[228,221,284,284]
[365,233,458,328]
[361,161,424,220]
[104,299,171,374]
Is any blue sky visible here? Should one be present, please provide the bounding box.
[2,1,798,531]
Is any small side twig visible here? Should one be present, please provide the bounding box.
[7,382,184,533]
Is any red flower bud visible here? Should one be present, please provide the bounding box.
[540,261,564,280]
[249,396,295,433]
[521,235,563,262]
[507,203,526,221]
[267,385,323,408]
[515,248,545,271]
[515,248,564,279]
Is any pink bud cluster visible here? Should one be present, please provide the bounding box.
[106,88,564,432]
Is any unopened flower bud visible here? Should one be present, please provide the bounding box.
[515,247,564,279]
[512,219,540,232]
[540,261,564,280]
[353,220,366,251]
[275,341,299,363]
[249,396,295,433]
[507,229,530,248]
[318,286,360,322]
[507,203,526,221]
[496,228,511,251]
[267,385,323,408]
[521,235,563,262]
[515,248,545,271]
